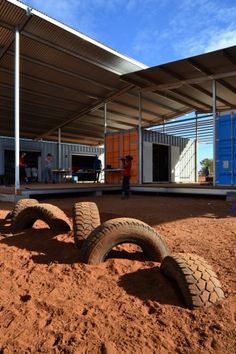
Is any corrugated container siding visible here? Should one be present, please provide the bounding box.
[0,137,103,180]
[142,130,196,183]
[105,129,139,183]
[216,111,236,186]
[105,129,196,184]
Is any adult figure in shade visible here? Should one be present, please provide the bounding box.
[93,155,102,183]
[43,153,55,183]
[121,155,133,198]
[19,152,28,183]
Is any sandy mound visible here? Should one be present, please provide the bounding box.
[0,195,235,353]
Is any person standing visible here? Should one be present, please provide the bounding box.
[121,155,133,198]
[43,153,54,183]
[93,155,102,183]
[19,152,28,183]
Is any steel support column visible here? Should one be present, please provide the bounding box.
[195,112,198,182]
[104,103,107,181]
[138,92,143,184]
[14,26,20,194]
[58,128,61,168]
[212,80,217,186]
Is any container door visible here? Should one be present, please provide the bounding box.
[143,141,153,183]
[216,112,236,185]
[171,146,180,182]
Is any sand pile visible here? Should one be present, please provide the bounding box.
[0,195,235,353]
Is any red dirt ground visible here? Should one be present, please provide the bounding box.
[0,194,235,354]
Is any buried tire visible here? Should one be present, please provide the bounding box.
[12,203,72,233]
[80,217,169,265]
[73,202,100,246]
[160,253,225,309]
[10,198,39,221]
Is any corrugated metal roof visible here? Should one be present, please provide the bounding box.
[1,0,236,145]
[0,0,148,145]
[121,46,236,117]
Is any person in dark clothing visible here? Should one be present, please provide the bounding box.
[205,166,209,177]
[19,152,28,183]
[121,155,133,198]
[93,155,102,183]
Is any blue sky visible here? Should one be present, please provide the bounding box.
[21,0,235,164]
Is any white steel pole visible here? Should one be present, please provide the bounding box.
[104,103,107,180]
[138,92,142,184]
[15,26,20,194]
[195,112,198,182]
[58,127,61,168]
[212,80,217,186]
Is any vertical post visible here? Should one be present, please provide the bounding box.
[195,112,198,182]
[162,119,165,133]
[138,92,142,184]
[212,80,217,186]
[58,128,61,169]
[15,26,20,194]
[104,103,107,181]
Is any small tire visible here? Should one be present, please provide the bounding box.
[11,198,39,221]
[80,217,169,265]
[160,253,225,309]
[12,203,72,233]
[72,202,100,246]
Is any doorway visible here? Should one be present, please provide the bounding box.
[152,144,169,182]
[4,150,41,184]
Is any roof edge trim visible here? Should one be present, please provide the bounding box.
[7,0,148,70]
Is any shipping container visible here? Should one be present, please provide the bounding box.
[0,137,103,184]
[105,128,196,184]
[216,111,236,186]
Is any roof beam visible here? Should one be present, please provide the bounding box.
[112,99,164,120]
[85,113,137,129]
[128,91,182,114]
[170,88,212,110]
[7,50,114,91]
[22,31,123,76]
[135,66,234,107]
[0,82,90,107]
[190,83,232,106]
[1,94,75,116]
[187,58,236,95]
[36,83,135,139]
[0,66,102,100]
[0,9,32,61]
[151,91,203,111]
[140,70,236,91]
[0,20,14,31]
[144,65,233,106]
[222,49,236,65]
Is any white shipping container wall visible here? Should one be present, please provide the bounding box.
[142,130,196,182]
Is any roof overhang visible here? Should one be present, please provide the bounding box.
[121,46,236,117]
[1,0,236,146]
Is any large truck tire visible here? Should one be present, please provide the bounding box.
[12,203,72,233]
[73,202,100,246]
[80,217,169,265]
[10,198,39,221]
[160,253,225,309]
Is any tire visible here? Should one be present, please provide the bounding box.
[12,203,72,233]
[160,253,225,309]
[72,202,100,246]
[11,198,39,221]
[80,217,169,265]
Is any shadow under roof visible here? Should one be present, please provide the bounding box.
[121,45,236,118]
[1,1,236,146]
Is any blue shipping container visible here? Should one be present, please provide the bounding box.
[216,111,236,185]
